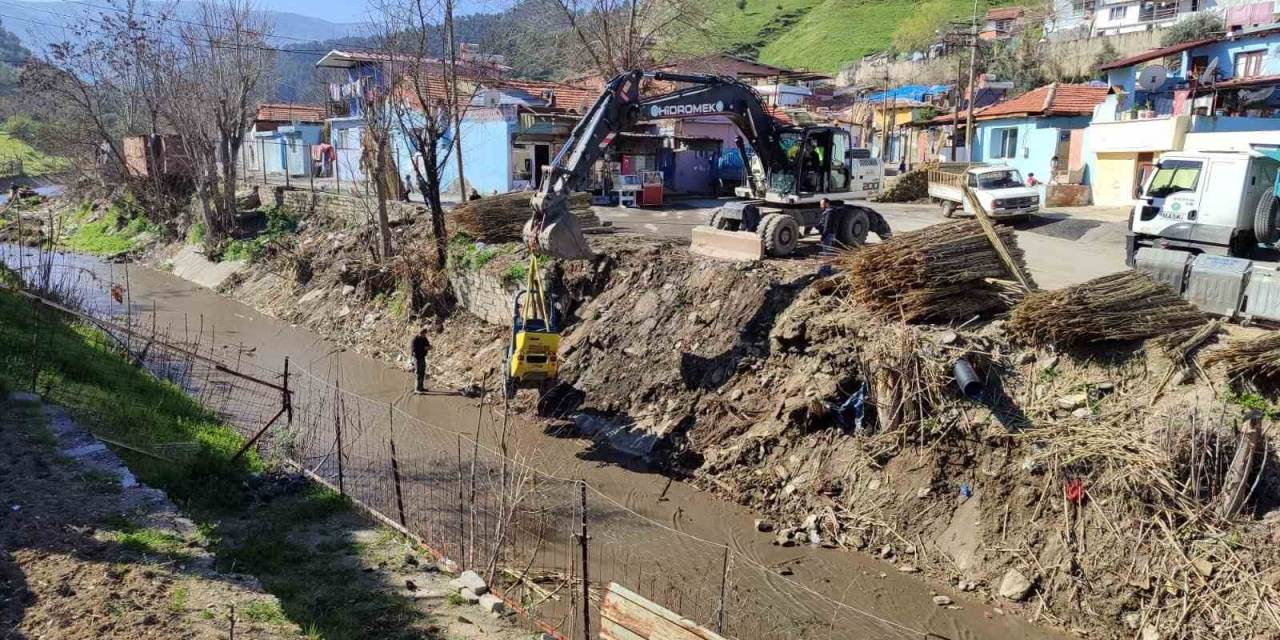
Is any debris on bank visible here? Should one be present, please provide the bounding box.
[450,191,599,243]
[169,192,1280,640]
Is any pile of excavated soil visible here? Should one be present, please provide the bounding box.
[203,205,1280,640]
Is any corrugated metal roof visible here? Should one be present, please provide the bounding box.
[256,103,325,122]
[1097,38,1217,71]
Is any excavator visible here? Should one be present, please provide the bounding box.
[504,70,893,399]
[523,69,892,261]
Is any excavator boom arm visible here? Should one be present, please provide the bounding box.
[526,70,789,260]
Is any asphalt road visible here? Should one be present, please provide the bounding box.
[594,199,1132,290]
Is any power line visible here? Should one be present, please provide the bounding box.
[0,7,337,59]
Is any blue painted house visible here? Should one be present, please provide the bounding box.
[970,83,1109,196]
[1089,23,1280,205]
[247,103,325,178]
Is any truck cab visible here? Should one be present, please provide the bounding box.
[1126,151,1279,264]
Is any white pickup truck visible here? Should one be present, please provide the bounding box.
[927,164,1041,221]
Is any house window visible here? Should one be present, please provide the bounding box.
[1108,6,1127,20]
[992,127,1019,159]
[1236,50,1264,78]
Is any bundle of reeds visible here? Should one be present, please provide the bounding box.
[837,219,1030,322]
[1204,332,1280,381]
[450,191,599,243]
[1008,271,1204,344]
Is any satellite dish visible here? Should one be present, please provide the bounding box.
[1137,65,1168,91]
[1202,57,1220,84]
[1240,86,1276,105]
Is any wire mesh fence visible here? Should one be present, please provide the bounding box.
[0,241,933,640]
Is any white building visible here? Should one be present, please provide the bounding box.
[1048,0,1280,39]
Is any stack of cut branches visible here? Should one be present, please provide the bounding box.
[1009,271,1204,344]
[837,219,1030,322]
[1204,332,1280,381]
[450,192,599,243]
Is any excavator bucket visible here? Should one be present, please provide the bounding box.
[689,225,764,261]
[525,194,594,261]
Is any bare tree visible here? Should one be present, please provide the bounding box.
[538,0,710,78]
[369,0,486,268]
[162,0,274,246]
[22,0,178,206]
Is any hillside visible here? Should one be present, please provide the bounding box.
[699,0,1024,73]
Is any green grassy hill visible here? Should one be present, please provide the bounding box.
[697,0,1023,72]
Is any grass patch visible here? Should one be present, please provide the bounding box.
[170,586,190,612]
[219,206,297,263]
[62,200,159,257]
[0,130,69,177]
[115,527,192,559]
[446,232,515,273]
[241,599,290,624]
[683,0,1020,72]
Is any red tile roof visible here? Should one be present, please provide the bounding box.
[256,103,326,123]
[495,79,596,112]
[1097,38,1217,71]
[985,6,1023,20]
[975,83,1108,120]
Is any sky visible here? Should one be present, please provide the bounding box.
[205,0,506,23]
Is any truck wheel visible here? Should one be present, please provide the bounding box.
[759,213,799,257]
[941,201,957,218]
[835,208,871,247]
[709,209,741,231]
[1255,190,1280,245]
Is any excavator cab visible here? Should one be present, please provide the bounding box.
[503,252,560,399]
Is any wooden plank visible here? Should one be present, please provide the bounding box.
[599,582,726,640]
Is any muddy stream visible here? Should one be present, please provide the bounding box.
[2,244,1063,640]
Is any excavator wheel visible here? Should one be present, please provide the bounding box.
[1255,189,1280,245]
[709,209,741,231]
[834,208,871,247]
[759,213,799,257]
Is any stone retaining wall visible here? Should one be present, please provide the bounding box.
[448,267,517,326]
[278,189,425,224]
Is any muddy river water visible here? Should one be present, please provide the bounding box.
[2,244,1062,640]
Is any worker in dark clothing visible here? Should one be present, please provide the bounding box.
[410,327,431,393]
[818,197,838,254]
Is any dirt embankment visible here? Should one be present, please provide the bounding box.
[178,203,1280,640]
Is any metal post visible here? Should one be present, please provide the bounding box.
[456,434,465,562]
[282,357,292,425]
[283,140,291,189]
[335,378,345,496]
[260,140,266,183]
[964,0,979,151]
[578,481,591,640]
[716,545,730,634]
[389,405,408,528]
[308,144,315,192]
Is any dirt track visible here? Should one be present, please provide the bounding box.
[595,200,1130,290]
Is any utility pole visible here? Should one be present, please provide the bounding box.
[444,0,467,200]
[879,60,891,182]
[964,0,980,152]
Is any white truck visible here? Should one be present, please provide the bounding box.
[1127,148,1280,322]
[927,164,1041,221]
